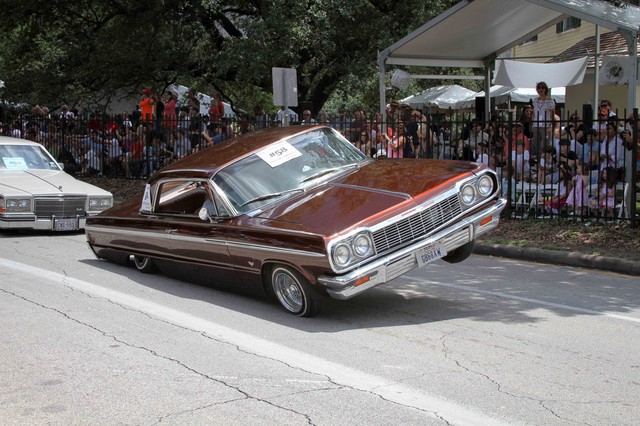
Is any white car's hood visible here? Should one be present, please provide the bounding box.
[0,169,111,197]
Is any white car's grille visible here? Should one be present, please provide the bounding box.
[372,194,461,253]
[34,197,86,217]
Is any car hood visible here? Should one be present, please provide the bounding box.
[251,159,480,237]
[0,169,111,197]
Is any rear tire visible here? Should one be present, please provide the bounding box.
[133,256,158,273]
[269,265,320,317]
[442,240,475,264]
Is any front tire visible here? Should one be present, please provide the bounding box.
[269,265,321,317]
[133,256,158,273]
[442,240,476,263]
[442,240,475,264]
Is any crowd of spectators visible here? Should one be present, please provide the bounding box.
[1,82,637,219]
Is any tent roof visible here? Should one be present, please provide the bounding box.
[380,0,640,69]
[399,85,477,109]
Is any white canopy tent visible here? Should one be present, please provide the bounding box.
[378,0,640,120]
[455,85,566,110]
[399,85,477,110]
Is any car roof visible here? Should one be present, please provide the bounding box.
[152,125,327,182]
[0,136,43,147]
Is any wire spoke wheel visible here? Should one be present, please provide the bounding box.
[270,266,320,317]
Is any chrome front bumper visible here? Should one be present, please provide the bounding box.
[317,197,507,300]
[0,215,88,231]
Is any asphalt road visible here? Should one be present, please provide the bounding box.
[1,231,639,425]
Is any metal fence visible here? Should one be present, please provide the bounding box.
[2,108,637,225]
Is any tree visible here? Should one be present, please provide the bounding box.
[0,0,455,114]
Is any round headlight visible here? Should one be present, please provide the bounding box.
[333,244,352,267]
[477,175,493,196]
[353,234,372,257]
[461,184,476,205]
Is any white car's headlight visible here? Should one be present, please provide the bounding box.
[330,231,375,271]
[89,197,113,211]
[1,198,32,213]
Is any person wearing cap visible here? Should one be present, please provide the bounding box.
[386,100,399,128]
[139,89,155,123]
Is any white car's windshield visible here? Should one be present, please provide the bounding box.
[213,128,367,214]
[0,144,61,170]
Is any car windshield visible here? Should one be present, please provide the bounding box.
[0,144,61,170]
[213,128,367,214]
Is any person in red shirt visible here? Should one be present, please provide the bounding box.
[208,92,225,127]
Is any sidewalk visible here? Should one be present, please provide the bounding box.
[474,243,640,276]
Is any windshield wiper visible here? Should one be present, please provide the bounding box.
[300,163,359,183]
[240,188,304,207]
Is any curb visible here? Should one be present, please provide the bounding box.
[474,243,640,276]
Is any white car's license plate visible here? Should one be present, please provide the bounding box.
[54,218,78,231]
[415,242,447,267]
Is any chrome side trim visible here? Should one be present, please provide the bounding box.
[85,225,326,258]
[226,241,326,258]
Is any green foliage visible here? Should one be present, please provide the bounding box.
[0,0,455,114]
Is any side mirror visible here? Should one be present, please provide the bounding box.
[198,199,217,222]
[198,207,213,222]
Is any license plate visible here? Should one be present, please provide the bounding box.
[54,218,78,231]
[416,242,447,267]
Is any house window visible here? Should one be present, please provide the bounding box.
[556,17,581,33]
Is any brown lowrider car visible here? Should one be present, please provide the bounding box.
[85,126,506,316]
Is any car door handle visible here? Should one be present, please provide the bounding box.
[166,228,179,234]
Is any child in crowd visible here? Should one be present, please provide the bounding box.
[537,146,557,184]
[542,163,571,214]
[588,166,617,217]
[511,139,530,181]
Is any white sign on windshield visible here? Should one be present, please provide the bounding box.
[256,141,302,167]
[2,157,27,169]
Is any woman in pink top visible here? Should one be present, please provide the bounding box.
[163,92,177,131]
[387,122,405,158]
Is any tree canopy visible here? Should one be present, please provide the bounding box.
[0,0,455,115]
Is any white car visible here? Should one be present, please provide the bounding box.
[0,136,113,231]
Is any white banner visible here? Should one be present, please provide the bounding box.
[494,57,588,88]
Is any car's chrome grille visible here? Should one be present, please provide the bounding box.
[34,197,86,217]
[372,194,461,253]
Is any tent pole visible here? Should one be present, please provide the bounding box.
[378,51,388,128]
[593,25,600,120]
[484,59,492,121]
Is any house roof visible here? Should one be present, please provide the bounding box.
[548,31,638,67]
